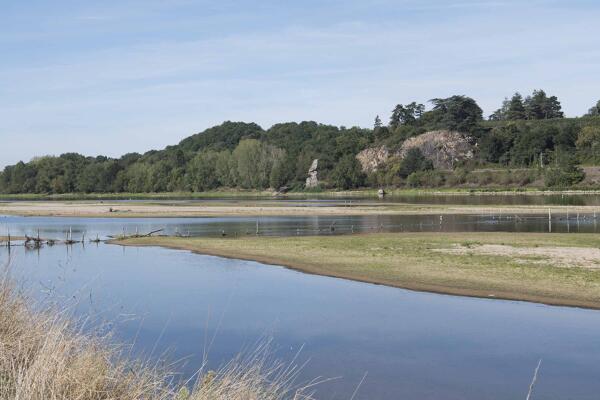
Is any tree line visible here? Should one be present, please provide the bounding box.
[1,93,600,193]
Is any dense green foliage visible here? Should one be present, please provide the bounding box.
[398,148,433,178]
[2,95,600,193]
[576,126,600,164]
[544,153,585,187]
[1,122,372,193]
[489,90,564,121]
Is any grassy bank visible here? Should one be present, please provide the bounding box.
[0,189,526,201]
[0,273,318,399]
[118,233,600,309]
[3,187,600,201]
[0,190,275,201]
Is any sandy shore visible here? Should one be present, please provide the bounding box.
[115,232,600,309]
[0,236,25,245]
[2,200,600,218]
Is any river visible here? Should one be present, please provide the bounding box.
[1,213,600,399]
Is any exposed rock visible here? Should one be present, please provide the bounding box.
[400,130,473,169]
[305,159,319,188]
[356,145,391,173]
[355,130,474,174]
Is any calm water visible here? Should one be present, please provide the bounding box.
[1,212,600,240]
[2,216,600,399]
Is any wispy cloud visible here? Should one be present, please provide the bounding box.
[1,0,599,166]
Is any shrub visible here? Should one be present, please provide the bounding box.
[398,148,433,178]
[329,155,365,189]
[544,154,585,187]
[406,170,445,188]
[576,126,600,164]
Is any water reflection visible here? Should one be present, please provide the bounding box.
[1,212,600,242]
[1,241,600,399]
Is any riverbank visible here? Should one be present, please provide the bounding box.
[2,199,600,218]
[0,236,25,242]
[0,273,318,399]
[117,232,600,309]
[2,187,600,201]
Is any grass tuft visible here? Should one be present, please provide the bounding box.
[0,270,318,400]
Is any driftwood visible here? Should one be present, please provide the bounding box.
[90,234,102,243]
[144,228,164,237]
[25,235,43,244]
[25,233,45,249]
[109,228,164,240]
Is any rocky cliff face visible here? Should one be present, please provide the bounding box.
[356,146,390,174]
[356,130,474,173]
[305,159,319,188]
[399,130,473,169]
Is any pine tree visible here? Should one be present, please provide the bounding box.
[524,90,564,119]
[506,92,526,120]
[374,115,382,129]
[390,105,404,128]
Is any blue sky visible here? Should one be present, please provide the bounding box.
[1,0,600,167]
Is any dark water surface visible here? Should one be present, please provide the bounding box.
[2,216,600,399]
[2,212,600,239]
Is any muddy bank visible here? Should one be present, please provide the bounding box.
[3,200,600,218]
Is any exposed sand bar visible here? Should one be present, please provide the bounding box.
[116,232,600,309]
[2,200,600,218]
[0,236,25,244]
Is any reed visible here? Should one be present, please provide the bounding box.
[0,270,317,400]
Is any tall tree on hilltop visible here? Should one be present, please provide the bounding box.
[429,95,483,132]
[546,95,564,119]
[389,102,425,128]
[506,92,527,120]
[374,115,382,129]
[390,104,403,128]
[524,89,564,119]
[414,103,426,118]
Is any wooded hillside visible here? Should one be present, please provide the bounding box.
[2,93,600,193]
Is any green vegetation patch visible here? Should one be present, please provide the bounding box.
[120,232,600,309]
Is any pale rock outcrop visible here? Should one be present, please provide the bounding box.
[355,130,474,174]
[399,130,473,169]
[305,159,319,188]
[356,145,391,174]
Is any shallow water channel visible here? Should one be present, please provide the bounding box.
[1,211,600,238]
[2,215,600,399]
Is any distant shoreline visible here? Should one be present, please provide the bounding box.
[2,188,600,201]
[2,199,600,218]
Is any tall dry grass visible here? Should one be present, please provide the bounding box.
[0,272,318,400]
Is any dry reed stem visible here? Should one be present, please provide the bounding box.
[0,270,319,400]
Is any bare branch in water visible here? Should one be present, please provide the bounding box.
[526,359,542,400]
